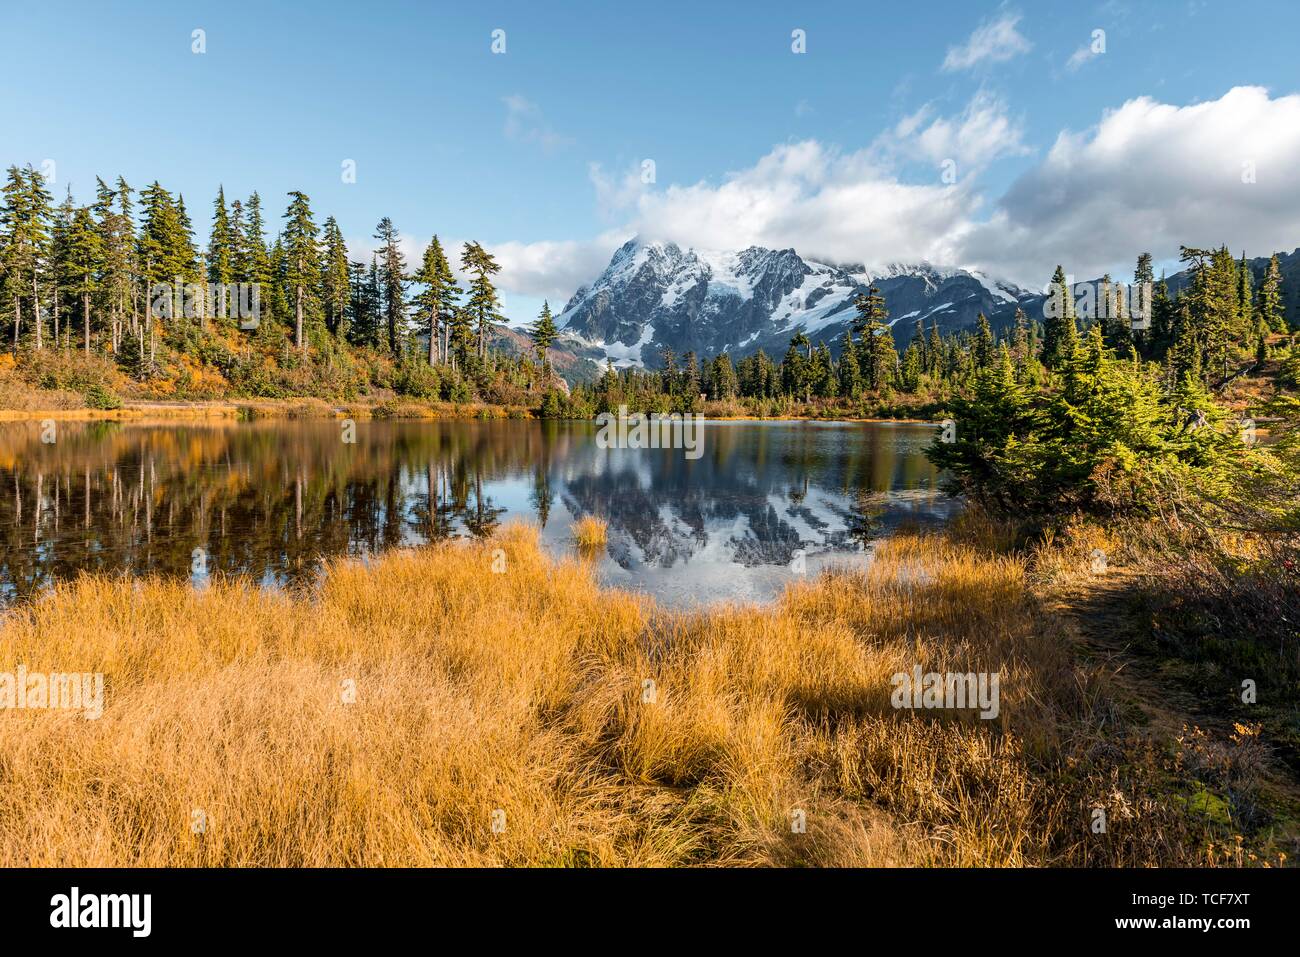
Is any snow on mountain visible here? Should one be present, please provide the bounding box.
[557,238,1037,368]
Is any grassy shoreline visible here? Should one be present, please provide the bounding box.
[0,397,940,424]
[0,520,1264,867]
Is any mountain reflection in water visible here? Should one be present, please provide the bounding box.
[0,418,955,607]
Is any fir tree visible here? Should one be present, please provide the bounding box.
[1041,265,1077,372]
[411,235,459,365]
[973,313,995,368]
[1259,253,1285,334]
[207,186,235,325]
[64,205,102,353]
[528,300,559,375]
[320,217,350,339]
[282,192,321,351]
[374,217,408,356]
[459,241,503,363]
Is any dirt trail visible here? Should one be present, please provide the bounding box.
[1043,565,1300,853]
[1044,568,1230,739]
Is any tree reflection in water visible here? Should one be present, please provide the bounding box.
[0,418,956,606]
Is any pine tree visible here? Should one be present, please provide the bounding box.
[973,312,995,368]
[682,350,700,403]
[49,188,75,348]
[64,206,102,353]
[240,192,273,289]
[411,235,459,365]
[1132,253,1154,357]
[528,300,558,376]
[1041,265,1077,372]
[0,167,54,351]
[1259,253,1285,334]
[94,177,134,352]
[709,353,738,400]
[320,217,350,339]
[811,342,836,397]
[926,321,943,377]
[137,181,194,354]
[459,241,503,363]
[1236,251,1255,341]
[374,217,408,356]
[207,186,235,326]
[282,192,321,351]
[782,332,810,399]
[1099,273,1134,356]
[174,194,201,283]
[900,341,922,391]
[837,334,862,398]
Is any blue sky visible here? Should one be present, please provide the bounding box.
[4,0,1300,323]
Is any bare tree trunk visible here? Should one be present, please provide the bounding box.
[83,291,91,354]
[11,294,19,353]
[32,274,42,350]
[295,282,304,351]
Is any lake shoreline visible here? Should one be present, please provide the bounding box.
[0,397,939,425]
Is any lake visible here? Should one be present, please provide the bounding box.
[0,418,954,608]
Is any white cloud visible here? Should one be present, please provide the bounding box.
[1066,45,1100,71]
[487,232,632,303]
[502,95,571,152]
[597,139,983,270]
[588,161,651,219]
[961,85,1300,283]
[431,86,1300,303]
[886,91,1030,171]
[942,12,1032,72]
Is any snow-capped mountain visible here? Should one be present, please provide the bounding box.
[557,238,1038,368]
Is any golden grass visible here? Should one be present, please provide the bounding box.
[0,372,87,415]
[571,516,609,550]
[0,523,1222,866]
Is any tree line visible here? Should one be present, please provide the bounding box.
[579,249,1294,417]
[0,165,564,403]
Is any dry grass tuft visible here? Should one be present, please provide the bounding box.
[0,521,1227,866]
[571,515,609,550]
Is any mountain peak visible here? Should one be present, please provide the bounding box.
[559,241,1034,368]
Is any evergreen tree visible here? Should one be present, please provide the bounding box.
[709,353,738,400]
[240,191,273,289]
[1236,251,1255,341]
[782,333,810,399]
[528,300,558,374]
[811,342,836,398]
[459,241,503,363]
[374,216,408,356]
[49,188,75,348]
[926,321,943,377]
[1041,265,1077,372]
[837,334,862,398]
[973,313,995,368]
[411,235,459,365]
[207,186,235,325]
[64,205,102,353]
[1259,253,1286,334]
[681,350,701,402]
[320,216,350,339]
[282,192,321,351]
[94,177,134,352]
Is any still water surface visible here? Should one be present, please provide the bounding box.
[0,418,954,607]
